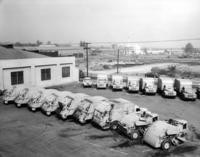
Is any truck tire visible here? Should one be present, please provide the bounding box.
[161,140,171,151]
[16,103,21,108]
[46,111,51,116]
[111,121,118,130]
[130,130,140,140]
[4,100,8,105]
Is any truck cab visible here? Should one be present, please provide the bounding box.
[58,92,88,120]
[158,77,176,98]
[96,74,108,89]
[111,75,124,90]
[82,77,93,87]
[14,87,30,108]
[41,89,60,116]
[3,86,26,104]
[116,110,159,140]
[141,78,157,95]
[126,76,140,92]
[92,98,141,130]
[174,79,196,100]
[73,96,108,124]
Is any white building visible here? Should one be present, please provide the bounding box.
[117,44,144,55]
[0,47,79,90]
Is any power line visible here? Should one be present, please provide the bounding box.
[88,38,200,44]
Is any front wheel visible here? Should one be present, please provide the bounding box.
[46,111,51,116]
[16,103,21,108]
[161,140,171,151]
[130,130,140,140]
[111,121,118,130]
[4,100,8,105]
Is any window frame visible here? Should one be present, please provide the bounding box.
[11,71,24,85]
[41,68,51,81]
[62,66,70,78]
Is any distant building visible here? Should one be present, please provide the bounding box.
[0,46,79,90]
[18,45,84,58]
[117,44,144,55]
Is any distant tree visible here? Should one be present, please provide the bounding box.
[184,43,194,53]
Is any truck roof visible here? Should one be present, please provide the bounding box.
[159,77,174,83]
[176,79,192,85]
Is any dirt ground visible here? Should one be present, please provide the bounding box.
[1,82,200,157]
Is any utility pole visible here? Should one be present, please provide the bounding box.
[84,42,90,77]
[117,48,120,74]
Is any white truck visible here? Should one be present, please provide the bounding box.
[73,96,108,124]
[143,119,188,150]
[57,92,89,120]
[157,77,176,98]
[140,77,157,95]
[14,87,31,107]
[41,89,60,116]
[92,98,141,130]
[126,76,140,93]
[28,88,45,112]
[115,111,159,140]
[2,86,27,104]
[111,75,124,91]
[174,79,196,100]
[96,74,108,89]
[82,77,93,87]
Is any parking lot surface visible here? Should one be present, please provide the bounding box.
[0,83,200,157]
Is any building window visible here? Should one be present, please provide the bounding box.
[11,71,24,85]
[62,66,70,78]
[41,68,51,81]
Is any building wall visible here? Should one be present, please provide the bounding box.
[0,57,79,90]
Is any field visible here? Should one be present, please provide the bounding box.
[0,83,200,157]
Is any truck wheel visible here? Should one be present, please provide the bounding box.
[111,122,118,130]
[161,140,171,151]
[31,108,36,112]
[16,103,21,108]
[130,130,140,140]
[46,111,51,116]
[4,100,8,105]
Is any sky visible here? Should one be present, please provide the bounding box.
[0,0,200,47]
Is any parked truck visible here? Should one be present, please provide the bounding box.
[157,77,176,98]
[57,92,88,120]
[14,87,31,107]
[143,119,188,150]
[73,96,108,124]
[126,76,140,93]
[41,89,60,116]
[2,86,27,104]
[28,88,45,112]
[82,77,93,88]
[96,74,108,89]
[140,78,157,95]
[174,79,196,100]
[92,98,141,130]
[115,111,159,140]
[111,75,124,91]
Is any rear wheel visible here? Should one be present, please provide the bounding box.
[161,140,171,151]
[130,130,140,140]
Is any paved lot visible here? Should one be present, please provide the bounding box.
[1,83,200,157]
